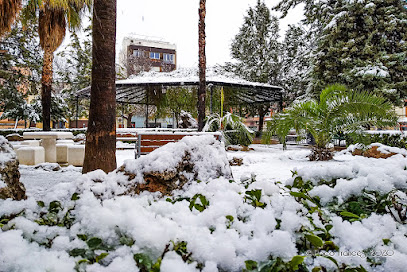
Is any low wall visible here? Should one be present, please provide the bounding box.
[0,128,87,138]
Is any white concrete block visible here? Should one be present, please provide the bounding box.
[20,140,40,146]
[57,139,75,145]
[67,145,85,166]
[12,144,24,150]
[23,131,74,139]
[41,138,57,163]
[15,147,45,165]
[56,144,69,163]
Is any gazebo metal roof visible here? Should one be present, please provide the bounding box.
[76,68,283,106]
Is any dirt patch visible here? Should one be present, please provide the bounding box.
[352,145,398,159]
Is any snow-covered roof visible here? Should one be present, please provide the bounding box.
[117,67,281,88]
[77,67,283,105]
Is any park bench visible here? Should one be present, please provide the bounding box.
[135,132,221,158]
[116,133,138,142]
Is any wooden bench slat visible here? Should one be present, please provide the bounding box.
[117,137,138,141]
[141,134,186,141]
[140,140,177,146]
[135,133,221,158]
[117,133,137,137]
[140,146,159,153]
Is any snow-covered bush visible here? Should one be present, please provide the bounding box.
[204,113,254,147]
[1,143,407,271]
[178,111,198,129]
[263,84,397,161]
[345,132,407,150]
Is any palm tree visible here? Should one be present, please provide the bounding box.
[38,5,66,131]
[1,1,84,38]
[263,84,398,160]
[82,0,117,173]
[197,0,206,131]
[22,0,90,131]
[0,0,21,37]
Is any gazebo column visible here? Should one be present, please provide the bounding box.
[75,96,79,128]
[145,91,149,128]
[209,84,214,114]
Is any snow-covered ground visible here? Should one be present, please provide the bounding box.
[2,139,407,272]
[227,144,313,183]
[21,144,310,199]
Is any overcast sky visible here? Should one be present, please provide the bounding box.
[116,0,304,68]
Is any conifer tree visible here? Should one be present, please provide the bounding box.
[56,23,92,123]
[230,0,281,85]
[229,0,282,132]
[312,0,407,103]
[281,24,311,103]
[275,0,407,104]
[0,21,42,125]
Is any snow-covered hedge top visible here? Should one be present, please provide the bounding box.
[287,144,407,205]
[345,143,407,156]
[0,136,16,166]
[123,135,232,183]
[117,66,280,89]
[365,130,406,136]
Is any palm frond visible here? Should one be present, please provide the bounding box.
[318,83,348,107]
[0,0,22,37]
[326,90,397,133]
[38,4,66,51]
[264,84,398,150]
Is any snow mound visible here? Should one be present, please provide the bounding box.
[73,135,232,199]
[122,135,232,184]
[288,145,407,205]
[343,143,407,157]
[367,143,407,156]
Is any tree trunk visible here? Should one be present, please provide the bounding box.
[83,0,117,174]
[308,146,334,161]
[175,113,179,128]
[197,0,206,131]
[127,112,133,128]
[41,48,53,131]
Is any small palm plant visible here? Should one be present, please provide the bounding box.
[204,112,254,147]
[263,84,398,160]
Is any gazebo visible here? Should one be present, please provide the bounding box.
[76,67,283,127]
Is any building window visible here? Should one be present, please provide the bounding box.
[163,53,175,64]
[133,50,143,57]
[149,52,160,59]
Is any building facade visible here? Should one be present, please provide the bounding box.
[119,37,177,78]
